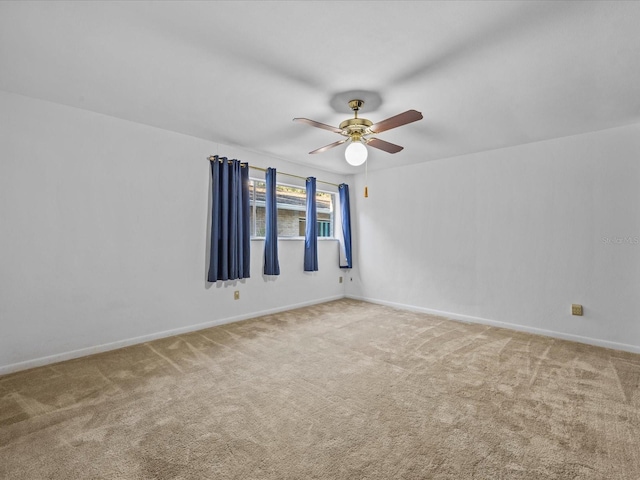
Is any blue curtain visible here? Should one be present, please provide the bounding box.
[263,168,280,275]
[339,183,352,269]
[208,156,251,282]
[304,177,318,271]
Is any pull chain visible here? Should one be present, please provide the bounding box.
[364,159,369,198]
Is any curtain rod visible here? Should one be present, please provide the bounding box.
[208,156,340,188]
[248,165,340,188]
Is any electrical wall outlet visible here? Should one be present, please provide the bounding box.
[571,304,583,316]
[339,276,343,283]
[234,291,240,300]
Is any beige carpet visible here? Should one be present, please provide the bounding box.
[1,299,639,479]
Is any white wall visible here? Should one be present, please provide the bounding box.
[4,89,637,374]
[347,123,640,353]
[0,91,348,374]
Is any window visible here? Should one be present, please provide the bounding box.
[249,179,334,238]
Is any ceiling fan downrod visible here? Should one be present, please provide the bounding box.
[339,99,373,134]
[348,99,364,118]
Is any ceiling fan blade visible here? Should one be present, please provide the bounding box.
[366,137,404,154]
[293,117,343,134]
[369,110,423,134]
[309,138,348,154]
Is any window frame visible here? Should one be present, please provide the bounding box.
[248,177,336,240]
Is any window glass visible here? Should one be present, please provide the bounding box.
[249,179,334,238]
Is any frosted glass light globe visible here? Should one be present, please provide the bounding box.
[345,141,368,166]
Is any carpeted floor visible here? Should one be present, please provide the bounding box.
[1,299,639,479]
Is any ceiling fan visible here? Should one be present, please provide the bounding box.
[293,99,423,166]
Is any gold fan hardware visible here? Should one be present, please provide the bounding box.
[348,99,365,111]
[339,100,373,135]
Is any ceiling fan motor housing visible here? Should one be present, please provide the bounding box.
[339,117,373,136]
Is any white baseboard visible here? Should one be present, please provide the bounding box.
[0,294,345,376]
[4,294,637,375]
[346,295,640,355]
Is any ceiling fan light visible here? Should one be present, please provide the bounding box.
[345,141,368,166]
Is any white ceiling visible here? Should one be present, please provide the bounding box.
[2,1,640,174]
